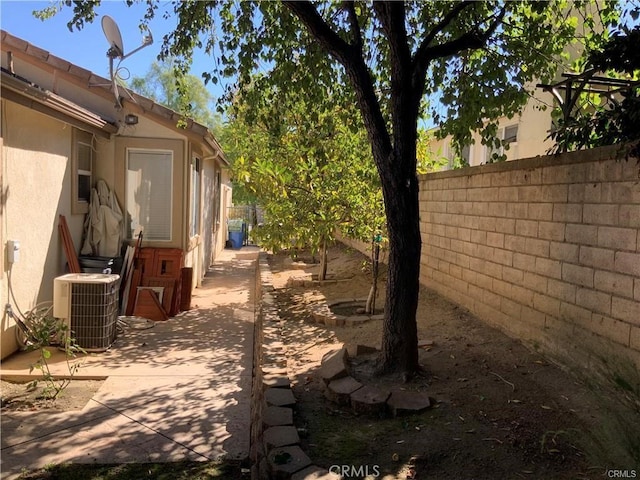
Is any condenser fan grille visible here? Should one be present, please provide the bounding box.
[68,280,119,351]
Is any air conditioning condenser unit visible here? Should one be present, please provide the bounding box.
[53,273,120,352]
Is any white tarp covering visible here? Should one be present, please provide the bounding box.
[81,180,123,257]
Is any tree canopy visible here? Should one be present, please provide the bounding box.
[550,24,640,155]
[129,60,222,133]
[51,0,630,376]
[225,82,384,272]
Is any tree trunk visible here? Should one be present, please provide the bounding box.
[374,44,422,376]
[376,158,421,376]
[285,1,423,377]
[365,241,380,314]
[318,237,328,281]
[346,73,421,376]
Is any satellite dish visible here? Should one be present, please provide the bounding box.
[101,16,124,58]
[99,15,154,109]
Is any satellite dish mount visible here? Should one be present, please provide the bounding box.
[101,15,153,109]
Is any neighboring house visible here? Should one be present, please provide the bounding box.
[428,89,557,168]
[0,31,232,359]
[428,8,605,169]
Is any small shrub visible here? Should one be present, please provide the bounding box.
[26,310,85,401]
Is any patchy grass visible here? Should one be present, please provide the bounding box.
[571,357,640,470]
[17,461,246,480]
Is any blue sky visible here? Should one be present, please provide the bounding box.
[0,0,226,99]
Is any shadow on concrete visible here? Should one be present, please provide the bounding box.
[0,247,259,478]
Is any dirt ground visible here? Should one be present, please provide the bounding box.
[269,244,640,480]
[1,378,104,412]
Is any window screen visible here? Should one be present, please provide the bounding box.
[126,150,173,241]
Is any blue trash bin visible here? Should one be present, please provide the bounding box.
[229,230,244,249]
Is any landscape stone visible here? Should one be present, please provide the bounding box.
[263,425,300,450]
[259,458,269,480]
[265,387,296,407]
[386,390,432,417]
[262,354,287,368]
[268,445,312,480]
[319,348,348,384]
[324,316,338,327]
[262,365,288,376]
[263,406,293,427]
[350,385,391,415]
[312,311,326,324]
[291,465,341,480]
[353,344,378,356]
[345,316,371,326]
[263,375,290,390]
[325,376,363,405]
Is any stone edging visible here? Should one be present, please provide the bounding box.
[286,276,355,288]
[308,298,384,327]
[251,253,340,480]
[320,347,432,417]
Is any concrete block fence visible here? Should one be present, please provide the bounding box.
[419,145,640,371]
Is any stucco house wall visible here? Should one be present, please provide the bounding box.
[0,30,230,359]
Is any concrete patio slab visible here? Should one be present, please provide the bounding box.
[1,247,260,479]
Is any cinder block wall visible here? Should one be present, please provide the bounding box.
[419,145,640,370]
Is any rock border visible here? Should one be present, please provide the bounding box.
[320,347,432,418]
[308,297,384,327]
[252,255,431,479]
[286,276,355,288]
[251,253,340,480]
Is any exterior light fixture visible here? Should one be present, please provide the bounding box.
[124,114,138,125]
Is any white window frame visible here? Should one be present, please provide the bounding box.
[446,140,472,168]
[214,170,222,230]
[504,124,519,145]
[485,124,518,162]
[125,148,174,242]
[190,156,201,238]
[71,129,93,215]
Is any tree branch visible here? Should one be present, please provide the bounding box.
[285,1,393,166]
[422,1,475,50]
[344,1,363,52]
[413,1,474,78]
[411,5,507,95]
[424,5,507,61]
[373,1,410,65]
[285,1,353,65]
